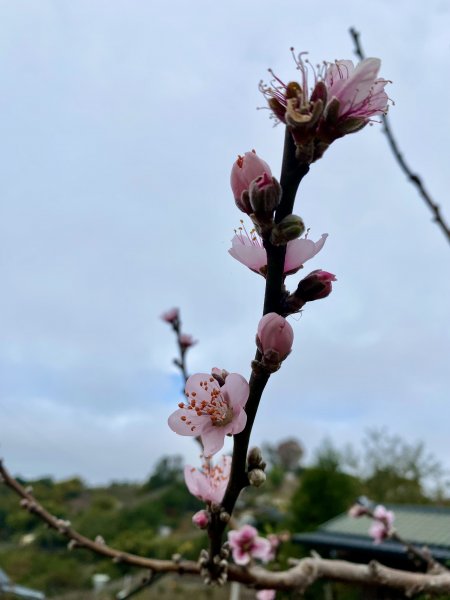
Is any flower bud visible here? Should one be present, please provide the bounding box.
[161,307,179,324]
[248,468,266,487]
[247,446,263,469]
[211,367,229,387]
[248,174,282,215]
[295,270,336,302]
[270,214,305,245]
[256,313,294,361]
[230,151,272,214]
[179,334,197,349]
[192,510,209,529]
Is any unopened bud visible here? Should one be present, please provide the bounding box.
[270,214,305,245]
[248,175,282,215]
[256,313,294,364]
[219,510,230,523]
[230,151,272,214]
[248,468,266,487]
[160,307,179,324]
[179,334,197,349]
[295,269,337,302]
[211,367,229,387]
[247,446,263,468]
[192,509,209,529]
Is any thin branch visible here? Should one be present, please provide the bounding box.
[168,314,191,384]
[4,460,450,596]
[206,130,310,567]
[349,27,450,245]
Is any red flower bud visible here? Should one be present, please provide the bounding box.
[296,269,336,302]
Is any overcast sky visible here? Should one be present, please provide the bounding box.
[1,0,449,484]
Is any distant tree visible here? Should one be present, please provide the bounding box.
[289,439,360,532]
[359,429,447,503]
[264,437,304,472]
[142,454,184,491]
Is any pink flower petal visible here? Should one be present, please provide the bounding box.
[228,235,267,273]
[228,406,247,435]
[285,234,328,272]
[168,409,207,436]
[252,537,273,563]
[201,424,227,458]
[186,373,221,405]
[222,373,250,410]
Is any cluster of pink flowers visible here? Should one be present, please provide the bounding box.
[261,51,389,128]
[324,58,389,121]
[369,505,395,544]
[168,371,249,457]
[348,502,395,544]
[259,51,390,161]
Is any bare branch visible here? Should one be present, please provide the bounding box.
[349,27,450,245]
[4,459,450,596]
[0,459,199,575]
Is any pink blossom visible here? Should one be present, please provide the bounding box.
[179,333,197,349]
[369,505,395,544]
[229,225,328,276]
[192,509,209,529]
[348,504,368,518]
[256,591,276,600]
[184,455,231,504]
[228,525,273,566]
[161,307,179,324]
[168,371,249,457]
[230,151,272,213]
[257,313,294,359]
[324,58,389,121]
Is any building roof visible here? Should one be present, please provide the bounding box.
[0,568,45,599]
[293,505,450,564]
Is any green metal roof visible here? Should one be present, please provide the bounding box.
[320,505,450,548]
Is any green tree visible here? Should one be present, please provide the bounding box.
[359,429,446,503]
[289,439,360,532]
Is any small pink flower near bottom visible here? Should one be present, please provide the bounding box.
[228,525,273,566]
[256,591,276,600]
[192,510,209,529]
[168,371,249,457]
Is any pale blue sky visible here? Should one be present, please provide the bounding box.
[1,0,449,482]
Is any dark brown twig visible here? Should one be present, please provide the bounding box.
[206,129,310,567]
[349,27,450,245]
